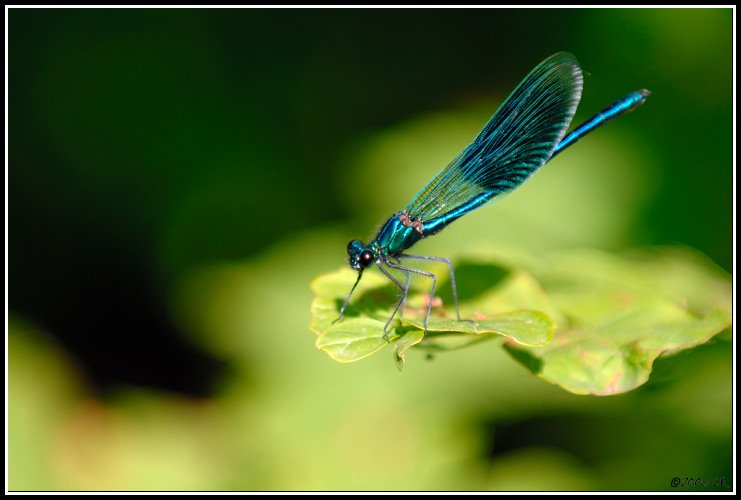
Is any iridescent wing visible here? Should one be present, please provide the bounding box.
[405,52,583,231]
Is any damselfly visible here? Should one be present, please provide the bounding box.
[336,52,649,337]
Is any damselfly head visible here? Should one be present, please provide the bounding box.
[347,240,375,270]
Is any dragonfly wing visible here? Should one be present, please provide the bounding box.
[405,52,583,223]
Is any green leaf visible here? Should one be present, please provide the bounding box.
[393,328,425,371]
[315,317,391,363]
[404,310,554,347]
[309,246,731,396]
[623,246,732,317]
[310,263,557,364]
[502,247,733,395]
[309,267,394,336]
[505,307,731,396]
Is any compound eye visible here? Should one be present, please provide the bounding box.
[359,250,374,268]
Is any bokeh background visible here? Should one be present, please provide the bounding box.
[8,7,733,491]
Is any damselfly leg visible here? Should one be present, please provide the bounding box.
[399,254,461,322]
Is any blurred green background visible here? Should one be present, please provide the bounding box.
[8,8,732,491]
